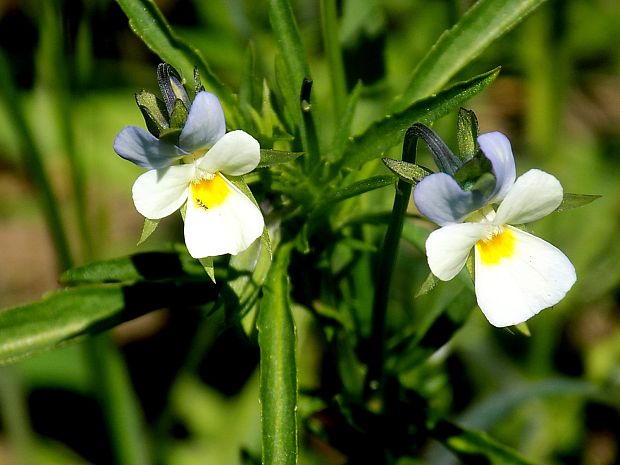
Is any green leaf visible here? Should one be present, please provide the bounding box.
[382,158,432,185]
[555,193,601,212]
[115,0,235,113]
[0,281,218,365]
[343,68,500,169]
[60,249,206,285]
[457,107,479,160]
[258,149,303,168]
[257,243,297,465]
[138,218,160,245]
[394,0,547,108]
[330,80,363,162]
[431,420,539,465]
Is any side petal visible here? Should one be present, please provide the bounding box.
[113,126,185,169]
[196,130,260,176]
[184,175,264,258]
[414,173,488,226]
[132,164,194,219]
[474,226,576,327]
[179,91,226,153]
[494,169,563,225]
[478,132,516,202]
[426,222,489,280]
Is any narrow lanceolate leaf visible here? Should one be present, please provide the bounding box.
[138,218,160,245]
[343,68,500,169]
[0,281,218,365]
[432,421,538,465]
[555,193,601,212]
[394,0,547,109]
[258,149,304,168]
[257,243,297,465]
[115,0,234,110]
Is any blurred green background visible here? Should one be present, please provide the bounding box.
[1,0,620,464]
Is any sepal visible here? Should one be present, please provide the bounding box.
[456,107,479,161]
[453,153,495,194]
[135,90,169,137]
[382,158,432,185]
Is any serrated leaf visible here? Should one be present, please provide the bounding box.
[555,193,601,212]
[457,108,479,160]
[394,0,547,108]
[382,158,432,185]
[432,420,539,465]
[343,68,500,169]
[257,243,297,465]
[138,218,160,245]
[258,149,303,168]
[0,281,218,365]
[198,257,216,283]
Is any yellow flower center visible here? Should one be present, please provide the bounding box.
[476,227,516,265]
[191,173,231,209]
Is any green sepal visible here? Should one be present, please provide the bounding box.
[416,272,439,297]
[159,127,182,145]
[457,107,479,161]
[193,66,204,94]
[512,322,531,337]
[453,154,495,193]
[135,90,169,137]
[258,149,303,168]
[137,218,160,245]
[382,158,432,185]
[169,98,189,129]
[555,193,601,212]
[198,257,216,283]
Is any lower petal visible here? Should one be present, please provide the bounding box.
[184,175,264,258]
[426,222,489,281]
[132,164,193,219]
[474,226,576,327]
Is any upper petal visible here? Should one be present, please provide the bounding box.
[184,174,264,257]
[477,132,516,202]
[426,222,489,281]
[178,91,226,153]
[494,169,563,225]
[196,130,260,176]
[474,225,576,327]
[113,126,185,169]
[414,173,488,226]
[132,164,194,219]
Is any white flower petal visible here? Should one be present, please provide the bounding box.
[114,126,185,169]
[184,174,264,257]
[474,225,576,327]
[426,222,490,280]
[132,164,194,219]
[494,169,563,225]
[477,131,516,202]
[196,130,260,176]
[179,91,226,153]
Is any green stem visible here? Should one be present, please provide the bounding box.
[365,126,419,398]
[320,0,347,116]
[0,367,35,465]
[85,335,151,465]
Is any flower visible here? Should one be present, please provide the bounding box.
[114,91,264,258]
[413,132,576,327]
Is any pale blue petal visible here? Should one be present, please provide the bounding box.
[413,173,488,226]
[178,91,226,153]
[478,132,516,202]
[113,126,185,169]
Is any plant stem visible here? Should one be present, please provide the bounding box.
[0,367,35,465]
[365,126,419,398]
[320,0,347,116]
